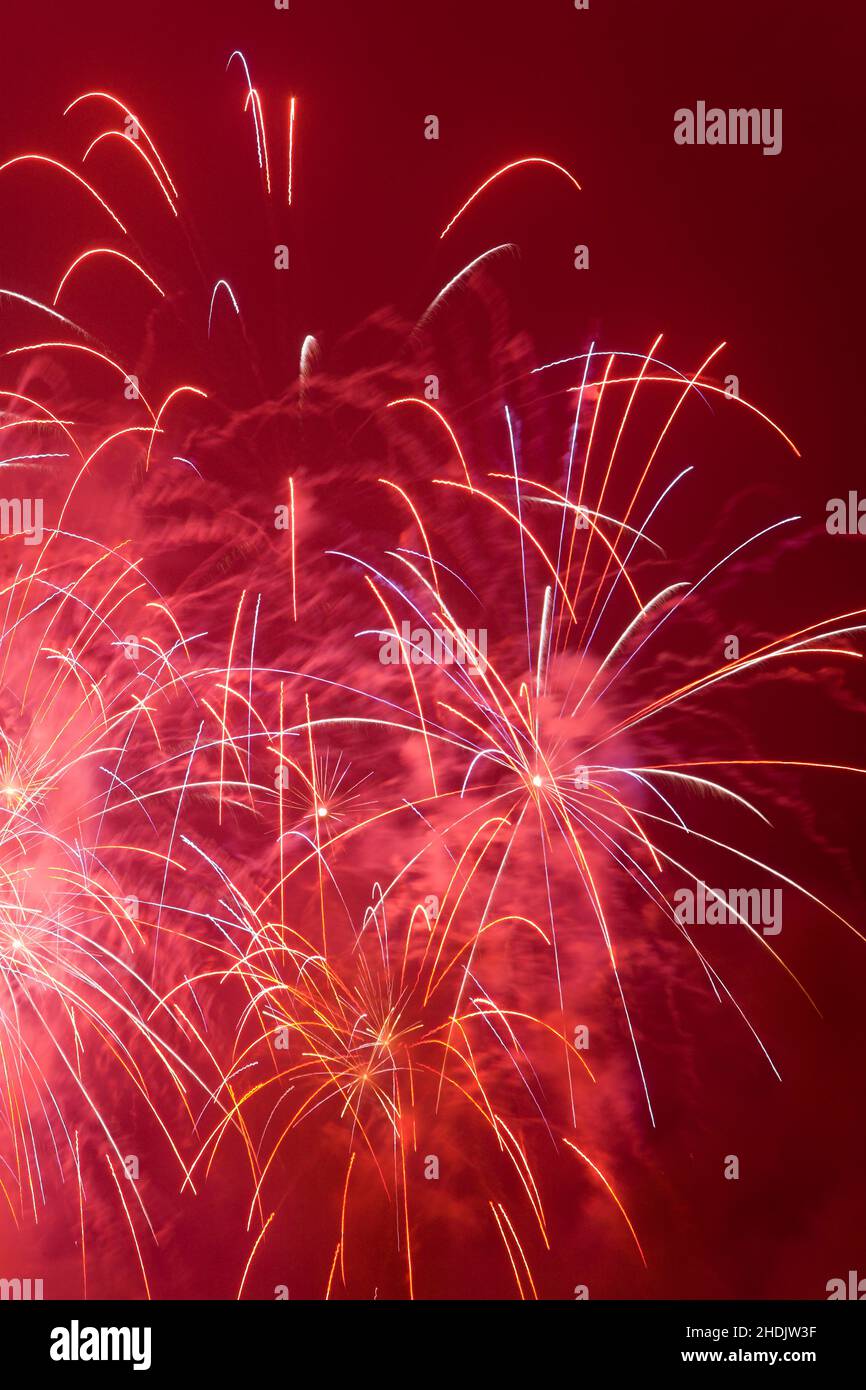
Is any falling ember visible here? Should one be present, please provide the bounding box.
[288,95,296,205]
[288,473,298,621]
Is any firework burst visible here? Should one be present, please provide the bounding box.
[0,47,861,1301]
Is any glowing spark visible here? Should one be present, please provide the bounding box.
[53,248,165,305]
[288,97,296,205]
[440,156,582,237]
[0,155,128,233]
[208,279,241,337]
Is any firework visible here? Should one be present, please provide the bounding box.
[0,48,861,1302]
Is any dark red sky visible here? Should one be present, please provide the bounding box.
[1,1,858,527]
[1,2,861,601]
[0,1,858,478]
[0,1,857,393]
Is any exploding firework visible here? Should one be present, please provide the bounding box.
[0,48,862,1301]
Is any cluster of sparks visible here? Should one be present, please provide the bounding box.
[0,53,862,1300]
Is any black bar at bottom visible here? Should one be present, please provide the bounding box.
[0,1298,861,1375]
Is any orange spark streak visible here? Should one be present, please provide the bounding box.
[387,397,473,489]
[53,248,165,305]
[325,1241,341,1299]
[339,1150,356,1286]
[75,1130,87,1299]
[219,591,247,825]
[81,131,178,213]
[288,97,296,205]
[0,155,128,233]
[288,476,298,621]
[243,91,271,194]
[440,156,582,238]
[105,1154,152,1298]
[63,91,179,197]
[237,1212,275,1299]
[145,385,208,472]
[563,1138,647,1267]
